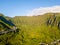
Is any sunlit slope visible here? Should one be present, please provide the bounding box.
[11,13,60,45]
[13,15,48,26]
[13,13,60,27]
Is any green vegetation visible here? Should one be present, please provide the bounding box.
[0,13,60,45]
[0,14,9,31]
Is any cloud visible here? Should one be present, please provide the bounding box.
[27,6,60,16]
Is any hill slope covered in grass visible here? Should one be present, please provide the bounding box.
[0,13,60,45]
[12,13,60,45]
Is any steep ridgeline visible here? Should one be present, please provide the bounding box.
[0,14,19,45]
[0,15,18,35]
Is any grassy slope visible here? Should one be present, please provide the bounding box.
[0,13,60,45]
[12,13,60,45]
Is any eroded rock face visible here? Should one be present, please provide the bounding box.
[46,14,60,29]
[58,21,60,29]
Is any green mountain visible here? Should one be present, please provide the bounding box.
[0,13,60,45]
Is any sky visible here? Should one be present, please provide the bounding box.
[0,0,60,17]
